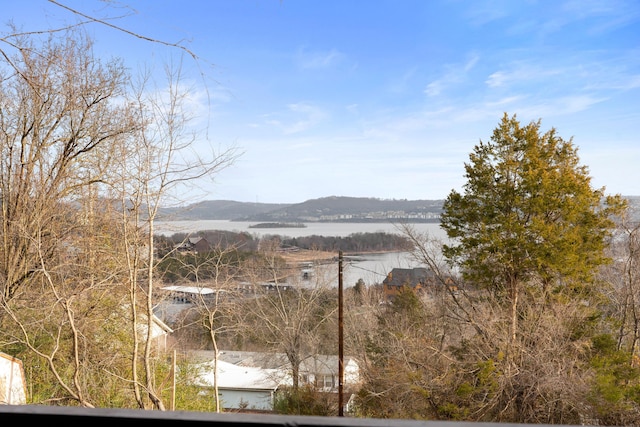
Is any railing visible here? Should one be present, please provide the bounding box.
[0,404,581,427]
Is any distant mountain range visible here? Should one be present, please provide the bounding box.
[158,196,445,223]
[158,195,640,223]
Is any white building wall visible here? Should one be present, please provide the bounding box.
[0,354,26,405]
[219,389,274,411]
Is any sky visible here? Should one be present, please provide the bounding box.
[3,0,640,204]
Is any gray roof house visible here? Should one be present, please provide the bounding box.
[175,237,211,254]
[382,267,433,298]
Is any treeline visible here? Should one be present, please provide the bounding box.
[156,230,260,254]
[157,230,414,255]
[154,231,413,283]
[280,232,414,253]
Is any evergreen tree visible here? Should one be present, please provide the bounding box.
[441,113,626,343]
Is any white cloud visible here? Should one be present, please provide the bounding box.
[485,96,524,107]
[504,94,607,119]
[264,102,328,135]
[485,71,507,88]
[296,48,345,69]
[619,75,640,90]
[464,0,513,26]
[485,62,562,88]
[424,53,480,97]
[425,80,445,97]
[562,0,640,34]
[557,95,608,113]
[346,104,359,114]
[464,54,480,72]
[388,67,419,94]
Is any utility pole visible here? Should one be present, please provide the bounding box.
[338,251,344,416]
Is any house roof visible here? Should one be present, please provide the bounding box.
[189,350,362,392]
[382,267,435,288]
[192,350,359,374]
[192,350,289,370]
[175,237,210,251]
[219,350,290,370]
[192,359,288,391]
[161,285,216,295]
[136,312,173,339]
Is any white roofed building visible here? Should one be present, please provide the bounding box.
[191,359,290,412]
[188,350,362,412]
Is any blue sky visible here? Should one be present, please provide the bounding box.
[4,1,640,203]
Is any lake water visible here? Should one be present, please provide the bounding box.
[155,219,447,240]
[155,220,448,287]
[335,251,421,288]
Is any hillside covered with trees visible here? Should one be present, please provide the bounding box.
[159,196,445,222]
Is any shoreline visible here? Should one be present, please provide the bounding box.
[278,248,401,265]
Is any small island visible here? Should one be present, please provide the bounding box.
[249,222,307,229]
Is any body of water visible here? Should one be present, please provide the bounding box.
[336,251,419,288]
[155,219,447,240]
[155,220,448,287]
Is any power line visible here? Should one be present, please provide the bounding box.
[344,262,388,278]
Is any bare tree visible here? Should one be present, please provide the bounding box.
[0,29,133,302]
[0,28,141,406]
[168,244,244,412]
[0,0,241,411]
[240,247,338,390]
[0,14,237,409]
[354,222,599,423]
[603,207,640,355]
[106,60,237,410]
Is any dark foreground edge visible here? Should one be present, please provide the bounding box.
[0,404,583,427]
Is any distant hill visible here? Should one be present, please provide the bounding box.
[158,196,444,222]
[242,196,445,222]
[158,195,640,223]
[158,200,291,221]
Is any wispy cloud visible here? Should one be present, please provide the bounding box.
[424,53,480,97]
[145,80,212,128]
[562,0,640,34]
[346,104,359,114]
[464,0,513,26]
[503,94,608,119]
[485,96,525,107]
[591,49,640,90]
[485,71,508,88]
[487,52,640,97]
[264,102,327,134]
[388,67,419,94]
[485,62,562,88]
[424,81,445,97]
[464,0,639,42]
[552,94,608,114]
[296,48,345,69]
